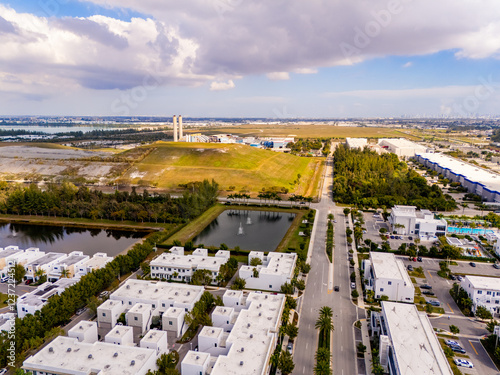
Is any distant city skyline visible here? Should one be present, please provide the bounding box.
[0,1,500,118]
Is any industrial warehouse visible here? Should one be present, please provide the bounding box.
[416,152,500,202]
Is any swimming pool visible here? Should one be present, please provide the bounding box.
[447,227,494,235]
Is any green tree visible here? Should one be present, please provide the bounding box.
[278,350,295,375]
[314,360,332,375]
[281,282,294,295]
[231,277,246,290]
[449,325,460,334]
[286,324,299,341]
[315,347,331,364]
[250,257,263,266]
[343,208,350,216]
[190,269,213,286]
[486,320,499,333]
[351,290,359,299]
[476,305,493,320]
[357,342,367,354]
[295,279,306,291]
[11,263,26,284]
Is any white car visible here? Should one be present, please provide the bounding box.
[454,359,473,368]
[0,368,7,375]
[351,282,356,289]
[445,339,460,347]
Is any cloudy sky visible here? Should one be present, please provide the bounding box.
[1,0,500,118]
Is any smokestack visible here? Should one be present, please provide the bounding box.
[173,115,178,142]
[178,115,183,140]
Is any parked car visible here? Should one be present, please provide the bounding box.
[0,368,7,375]
[450,274,456,281]
[454,359,473,368]
[334,286,340,292]
[390,235,395,239]
[25,279,33,285]
[422,291,435,296]
[417,257,423,262]
[456,275,463,281]
[0,276,8,283]
[445,339,460,346]
[76,308,86,316]
[420,284,432,289]
[494,263,500,269]
[470,262,476,267]
[351,282,356,289]
[408,236,413,240]
[407,265,413,271]
[450,345,466,354]
[287,342,293,354]
[427,300,440,307]
[99,291,109,298]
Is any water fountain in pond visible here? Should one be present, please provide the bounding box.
[237,222,244,235]
[246,217,252,225]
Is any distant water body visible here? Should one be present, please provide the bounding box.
[0,125,123,134]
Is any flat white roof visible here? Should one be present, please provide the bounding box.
[81,253,112,269]
[183,350,210,366]
[417,152,500,193]
[213,306,234,317]
[68,320,96,335]
[200,326,223,339]
[26,252,66,267]
[370,252,413,286]
[211,292,285,375]
[346,138,368,148]
[379,138,428,150]
[23,336,155,375]
[140,329,167,345]
[150,250,228,272]
[391,205,417,218]
[106,325,133,339]
[464,275,500,290]
[111,279,204,307]
[164,306,184,318]
[128,302,152,314]
[382,302,453,375]
[241,252,297,278]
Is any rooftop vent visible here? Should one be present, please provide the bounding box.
[113,352,118,357]
[67,348,72,352]
[247,323,250,328]
[196,356,200,360]
[139,290,142,294]
[187,292,190,296]
[175,292,178,296]
[240,361,244,366]
[241,347,245,352]
[48,347,53,353]
[88,354,93,359]
[155,289,158,292]
[130,360,135,366]
[250,334,253,338]
[259,312,262,317]
[126,285,130,289]
[212,330,215,333]
[149,335,153,339]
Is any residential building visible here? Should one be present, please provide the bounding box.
[0,246,45,278]
[140,329,169,357]
[378,138,429,158]
[363,252,414,303]
[105,325,134,346]
[68,320,98,343]
[181,291,286,375]
[22,336,158,375]
[0,313,15,332]
[48,251,89,281]
[126,302,154,335]
[370,301,453,375]
[416,152,500,203]
[75,252,113,277]
[17,278,78,318]
[239,251,297,291]
[150,247,230,284]
[461,275,500,315]
[24,252,67,281]
[97,299,127,330]
[389,205,447,240]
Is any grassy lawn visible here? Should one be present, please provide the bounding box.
[0,293,10,308]
[277,210,310,253]
[198,125,410,139]
[125,142,324,194]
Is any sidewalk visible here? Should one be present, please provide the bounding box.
[347,211,373,375]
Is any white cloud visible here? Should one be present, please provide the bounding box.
[293,68,318,74]
[209,79,235,91]
[266,72,290,81]
[402,62,412,68]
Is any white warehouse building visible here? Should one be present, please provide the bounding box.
[346,137,368,149]
[363,252,414,303]
[461,275,500,315]
[150,247,230,284]
[416,152,500,203]
[389,205,447,240]
[370,301,453,375]
[378,138,430,158]
[239,251,297,291]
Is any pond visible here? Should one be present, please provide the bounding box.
[0,222,149,257]
[192,209,296,251]
[0,125,124,134]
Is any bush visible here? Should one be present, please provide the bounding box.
[351,290,359,298]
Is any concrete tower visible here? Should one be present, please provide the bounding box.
[173,115,178,142]
[178,115,183,140]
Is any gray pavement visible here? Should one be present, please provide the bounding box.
[293,157,359,375]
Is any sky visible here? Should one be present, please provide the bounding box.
[1,0,500,118]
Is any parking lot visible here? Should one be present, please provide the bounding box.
[398,256,500,374]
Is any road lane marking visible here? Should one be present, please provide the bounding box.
[427,270,433,279]
[469,340,479,355]
[447,304,454,313]
[445,280,450,285]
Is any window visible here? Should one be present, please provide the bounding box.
[380,288,384,292]
[152,304,155,308]
[129,301,132,305]
[487,291,492,295]
[269,285,272,288]
[496,300,499,304]
[169,321,173,325]
[134,317,138,321]
[388,281,392,285]
[478,291,483,295]
[162,303,165,308]
[102,312,106,317]
[215,343,217,347]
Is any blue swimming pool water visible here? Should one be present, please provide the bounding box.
[447,226,494,235]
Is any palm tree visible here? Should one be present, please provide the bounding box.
[60,267,70,279]
[315,347,331,363]
[314,360,332,375]
[319,306,333,319]
[461,203,468,215]
[34,268,46,281]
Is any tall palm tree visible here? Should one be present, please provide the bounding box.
[314,360,332,375]
[319,306,333,319]
[315,347,331,363]
[60,267,70,279]
[34,268,46,281]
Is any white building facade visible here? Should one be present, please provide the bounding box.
[461,275,500,315]
[389,205,447,240]
[363,252,414,303]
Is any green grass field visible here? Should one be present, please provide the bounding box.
[199,125,411,139]
[125,142,324,195]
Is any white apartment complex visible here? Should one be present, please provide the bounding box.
[0,246,45,278]
[150,247,230,284]
[48,251,89,281]
[461,275,500,315]
[17,278,78,318]
[239,251,297,291]
[75,252,113,277]
[389,205,447,240]
[370,301,453,375]
[181,290,286,375]
[363,252,414,303]
[24,252,68,281]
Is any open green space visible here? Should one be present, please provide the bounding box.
[125,142,324,195]
[199,125,411,139]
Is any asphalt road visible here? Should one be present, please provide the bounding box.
[293,157,358,375]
